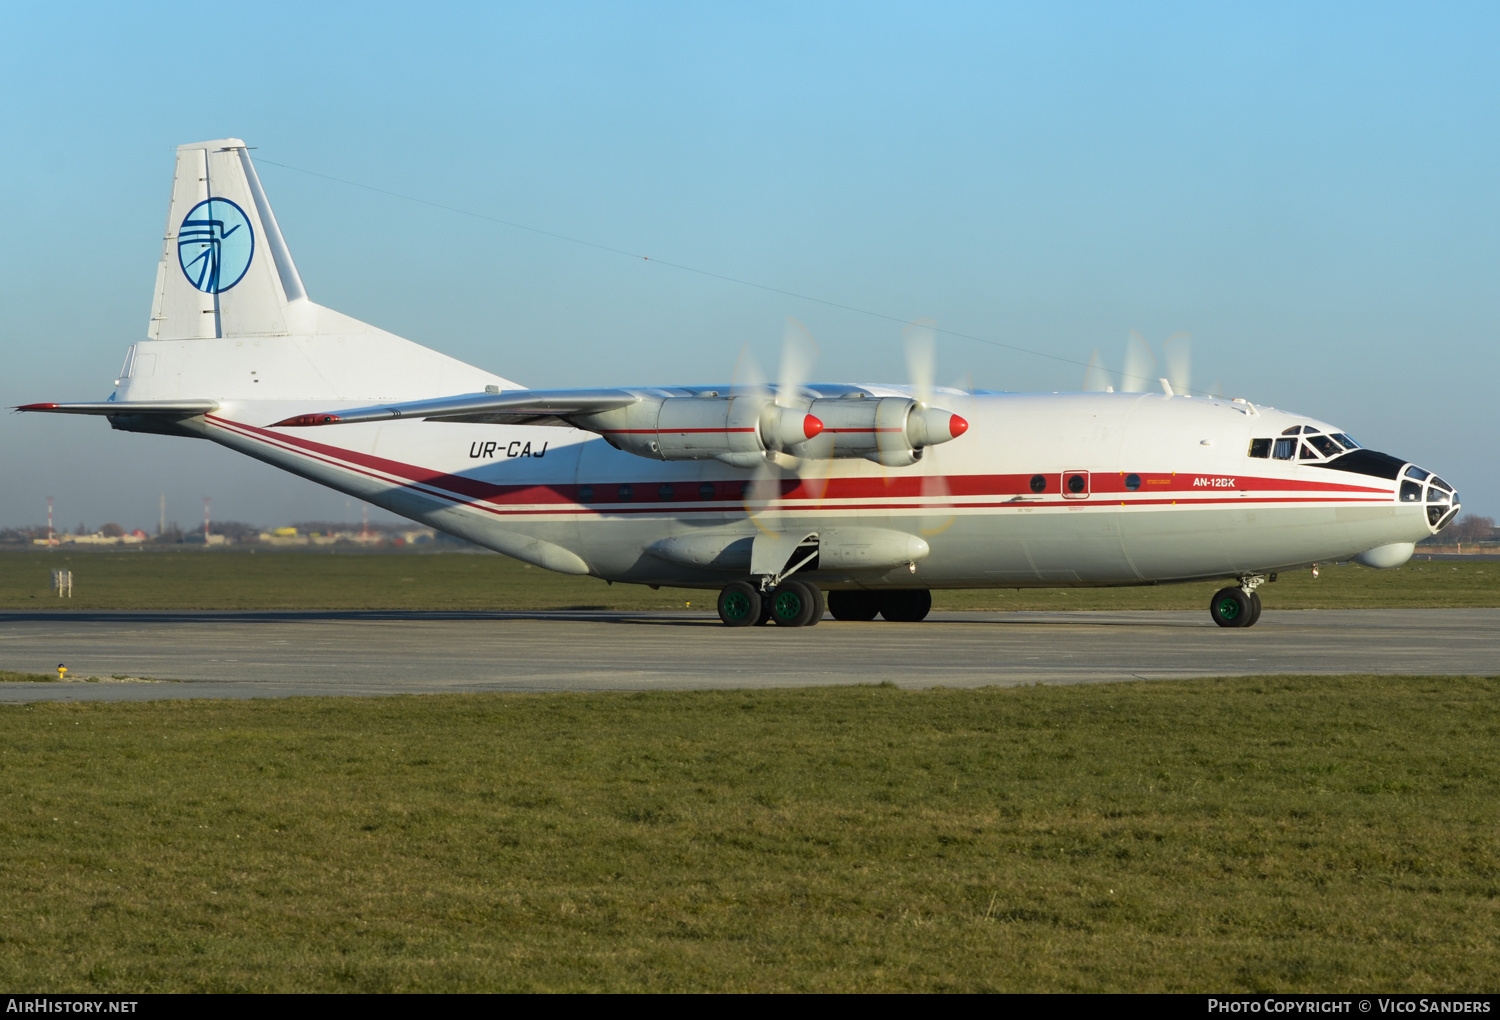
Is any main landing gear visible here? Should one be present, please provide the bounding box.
[715,583,933,627]
[1209,576,1265,629]
[827,589,932,622]
[717,579,825,628]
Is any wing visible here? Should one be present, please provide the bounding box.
[268,389,640,428]
[16,400,220,416]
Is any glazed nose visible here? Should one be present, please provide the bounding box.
[1400,464,1460,531]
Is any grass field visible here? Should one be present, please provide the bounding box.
[1,676,1496,992]
[2,548,1497,611]
[1,670,56,683]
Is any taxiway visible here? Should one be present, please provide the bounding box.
[0,608,1494,702]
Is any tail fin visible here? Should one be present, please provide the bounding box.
[122,140,517,403]
[149,138,307,340]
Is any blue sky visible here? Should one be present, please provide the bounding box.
[2,2,1496,530]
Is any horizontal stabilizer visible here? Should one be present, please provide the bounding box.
[16,400,220,416]
[270,389,640,428]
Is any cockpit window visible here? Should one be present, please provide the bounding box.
[1332,433,1359,450]
[1307,435,1342,457]
[1281,426,1304,436]
[1299,442,1321,460]
[1431,477,1450,492]
[1248,438,1271,458]
[1405,466,1430,481]
[1273,438,1297,460]
[1400,480,1423,502]
[1427,487,1450,503]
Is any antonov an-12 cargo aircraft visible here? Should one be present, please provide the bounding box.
[20,139,1462,629]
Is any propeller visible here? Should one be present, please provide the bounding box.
[1108,329,1192,394]
[903,319,959,536]
[1083,349,1114,392]
[1122,329,1157,392]
[738,320,826,525]
[1161,332,1191,395]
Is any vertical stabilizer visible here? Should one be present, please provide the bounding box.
[148,139,306,341]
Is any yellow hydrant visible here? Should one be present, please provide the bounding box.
[56,663,67,680]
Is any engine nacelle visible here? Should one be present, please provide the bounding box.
[792,396,969,466]
[575,396,823,465]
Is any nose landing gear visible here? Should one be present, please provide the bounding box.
[1210,576,1265,628]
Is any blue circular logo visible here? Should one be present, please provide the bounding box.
[177,197,254,293]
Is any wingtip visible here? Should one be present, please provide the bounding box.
[16,403,60,411]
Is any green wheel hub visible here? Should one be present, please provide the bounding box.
[1216,597,1241,621]
[772,589,804,622]
[722,590,754,621]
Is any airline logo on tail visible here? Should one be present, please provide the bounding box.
[177,197,254,293]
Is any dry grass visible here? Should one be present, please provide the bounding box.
[1,676,1496,992]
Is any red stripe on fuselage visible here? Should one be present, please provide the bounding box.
[206,416,1393,518]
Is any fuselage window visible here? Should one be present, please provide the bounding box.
[1029,474,1047,493]
[658,484,675,500]
[1299,442,1321,460]
[1404,466,1430,481]
[1273,438,1297,460]
[1067,474,1086,493]
[1248,439,1272,458]
[1332,433,1360,450]
[1125,473,1141,490]
[577,485,594,503]
[699,482,716,500]
[1307,434,1342,457]
[617,484,633,501]
[1400,480,1423,502]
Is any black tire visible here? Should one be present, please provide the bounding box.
[717,581,762,627]
[768,580,818,627]
[1246,591,1263,627]
[827,589,880,621]
[755,596,775,626]
[804,583,826,626]
[1209,586,1251,628]
[879,589,933,622]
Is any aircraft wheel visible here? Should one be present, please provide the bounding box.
[879,589,933,622]
[804,583,826,626]
[1246,591,1263,627]
[755,596,775,626]
[1209,587,1251,628]
[769,580,819,627]
[828,590,880,621]
[717,581,762,628]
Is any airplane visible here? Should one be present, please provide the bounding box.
[18,139,1463,629]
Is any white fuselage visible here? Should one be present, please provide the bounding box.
[183,388,1442,591]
